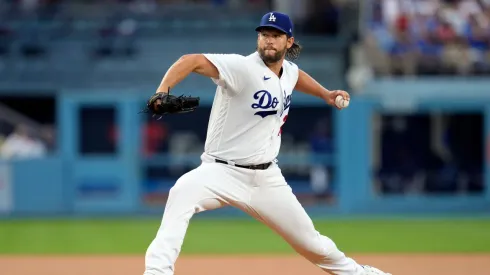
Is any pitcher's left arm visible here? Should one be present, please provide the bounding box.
[294,69,349,109]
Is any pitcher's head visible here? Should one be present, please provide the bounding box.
[255,11,301,63]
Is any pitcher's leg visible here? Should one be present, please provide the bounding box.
[144,162,253,275]
[144,165,225,275]
[248,168,365,275]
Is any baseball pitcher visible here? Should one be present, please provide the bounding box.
[141,11,392,275]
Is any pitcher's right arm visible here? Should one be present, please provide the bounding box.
[156,54,219,94]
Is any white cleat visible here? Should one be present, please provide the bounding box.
[362,265,392,275]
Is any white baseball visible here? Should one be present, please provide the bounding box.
[335,95,349,108]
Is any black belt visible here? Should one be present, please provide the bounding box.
[215,159,272,170]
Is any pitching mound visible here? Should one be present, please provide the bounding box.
[1,254,489,274]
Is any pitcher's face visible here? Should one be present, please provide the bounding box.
[257,28,292,64]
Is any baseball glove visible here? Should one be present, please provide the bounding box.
[140,88,200,119]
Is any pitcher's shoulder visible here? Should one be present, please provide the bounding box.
[284,60,299,70]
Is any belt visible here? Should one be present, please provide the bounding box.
[215,159,272,170]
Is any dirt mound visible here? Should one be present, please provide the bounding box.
[1,254,488,275]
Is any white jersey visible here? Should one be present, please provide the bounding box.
[201,51,299,165]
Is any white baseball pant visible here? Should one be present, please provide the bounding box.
[144,153,365,275]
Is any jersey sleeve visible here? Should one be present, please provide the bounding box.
[203,54,248,95]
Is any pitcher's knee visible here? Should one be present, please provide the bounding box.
[171,173,194,194]
[166,171,221,213]
[168,179,186,200]
[296,233,342,263]
[167,172,200,202]
[162,174,202,218]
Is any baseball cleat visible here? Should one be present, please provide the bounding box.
[362,265,392,275]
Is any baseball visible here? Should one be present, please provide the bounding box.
[335,95,349,108]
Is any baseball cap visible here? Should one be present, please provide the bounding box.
[255,11,293,37]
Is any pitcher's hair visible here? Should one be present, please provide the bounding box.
[286,41,302,61]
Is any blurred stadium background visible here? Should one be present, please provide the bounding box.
[1,0,490,274]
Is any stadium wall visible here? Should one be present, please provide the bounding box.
[1,78,490,217]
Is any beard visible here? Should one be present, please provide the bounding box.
[258,46,287,64]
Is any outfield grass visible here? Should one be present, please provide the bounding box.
[0,218,489,254]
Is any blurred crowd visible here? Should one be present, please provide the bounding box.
[0,123,55,160]
[0,0,346,58]
[0,0,267,21]
[364,0,490,76]
[0,0,344,18]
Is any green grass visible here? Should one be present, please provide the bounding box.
[0,218,489,254]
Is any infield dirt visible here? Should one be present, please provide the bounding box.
[1,254,489,275]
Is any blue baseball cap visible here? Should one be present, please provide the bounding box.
[255,11,293,37]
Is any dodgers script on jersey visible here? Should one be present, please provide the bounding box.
[202,52,298,165]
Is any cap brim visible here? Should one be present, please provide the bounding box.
[255,24,289,35]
